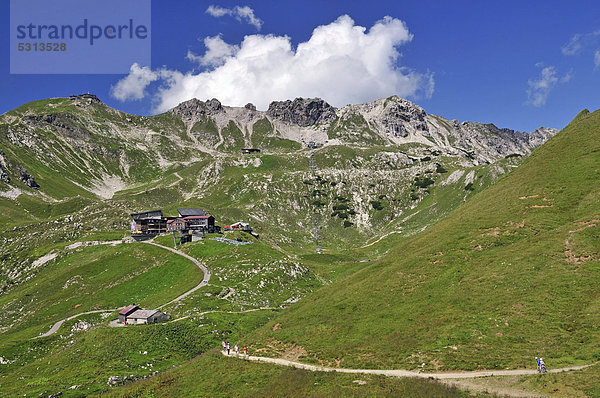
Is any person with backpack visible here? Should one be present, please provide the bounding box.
[539,358,547,373]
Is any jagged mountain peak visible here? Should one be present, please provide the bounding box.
[266,97,336,127]
[169,98,224,119]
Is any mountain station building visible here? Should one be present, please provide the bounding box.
[130,208,218,240]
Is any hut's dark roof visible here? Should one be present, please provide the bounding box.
[131,210,163,220]
[177,208,206,217]
[129,309,159,319]
[119,304,139,316]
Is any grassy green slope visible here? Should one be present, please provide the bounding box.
[0,235,323,396]
[251,118,301,152]
[0,310,278,397]
[0,243,200,342]
[155,234,320,318]
[0,242,208,396]
[106,350,489,398]
[244,109,600,371]
[448,363,600,398]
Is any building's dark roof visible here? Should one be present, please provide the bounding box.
[131,210,163,220]
[177,208,206,217]
[119,304,139,316]
[69,93,100,101]
[129,309,159,319]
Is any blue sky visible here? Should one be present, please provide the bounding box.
[2,0,600,132]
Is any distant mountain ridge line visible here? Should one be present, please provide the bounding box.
[2,94,556,163]
[165,95,558,164]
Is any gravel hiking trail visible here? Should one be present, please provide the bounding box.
[220,351,593,380]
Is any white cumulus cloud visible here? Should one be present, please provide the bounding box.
[110,63,161,101]
[206,5,263,30]
[526,65,572,107]
[112,15,434,114]
[187,35,239,67]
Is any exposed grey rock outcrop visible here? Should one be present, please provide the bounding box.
[523,127,557,147]
[170,98,224,119]
[0,94,559,200]
[159,95,557,163]
[440,121,558,164]
[107,372,159,387]
[17,165,39,189]
[380,96,429,137]
[0,151,10,183]
[23,113,91,141]
[21,113,117,159]
[0,169,8,184]
[322,96,557,163]
[69,93,101,103]
[267,97,336,127]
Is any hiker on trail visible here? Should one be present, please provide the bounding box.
[244,346,247,357]
[540,358,546,371]
[536,357,540,371]
[234,344,239,356]
[222,341,226,352]
[226,341,230,355]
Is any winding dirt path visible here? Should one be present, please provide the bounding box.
[34,241,209,338]
[32,241,594,385]
[167,172,184,188]
[221,352,593,380]
[35,309,118,339]
[143,241,211,310]
[360,230,402,248]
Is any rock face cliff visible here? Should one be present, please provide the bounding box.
[0,151,10,183]
[379,97,429,137]
[267,98,336,127]
[161,95,558,164]
[170,98,224,120]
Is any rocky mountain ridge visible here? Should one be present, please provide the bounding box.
[167,95,557,164]
[0,94,558,204]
